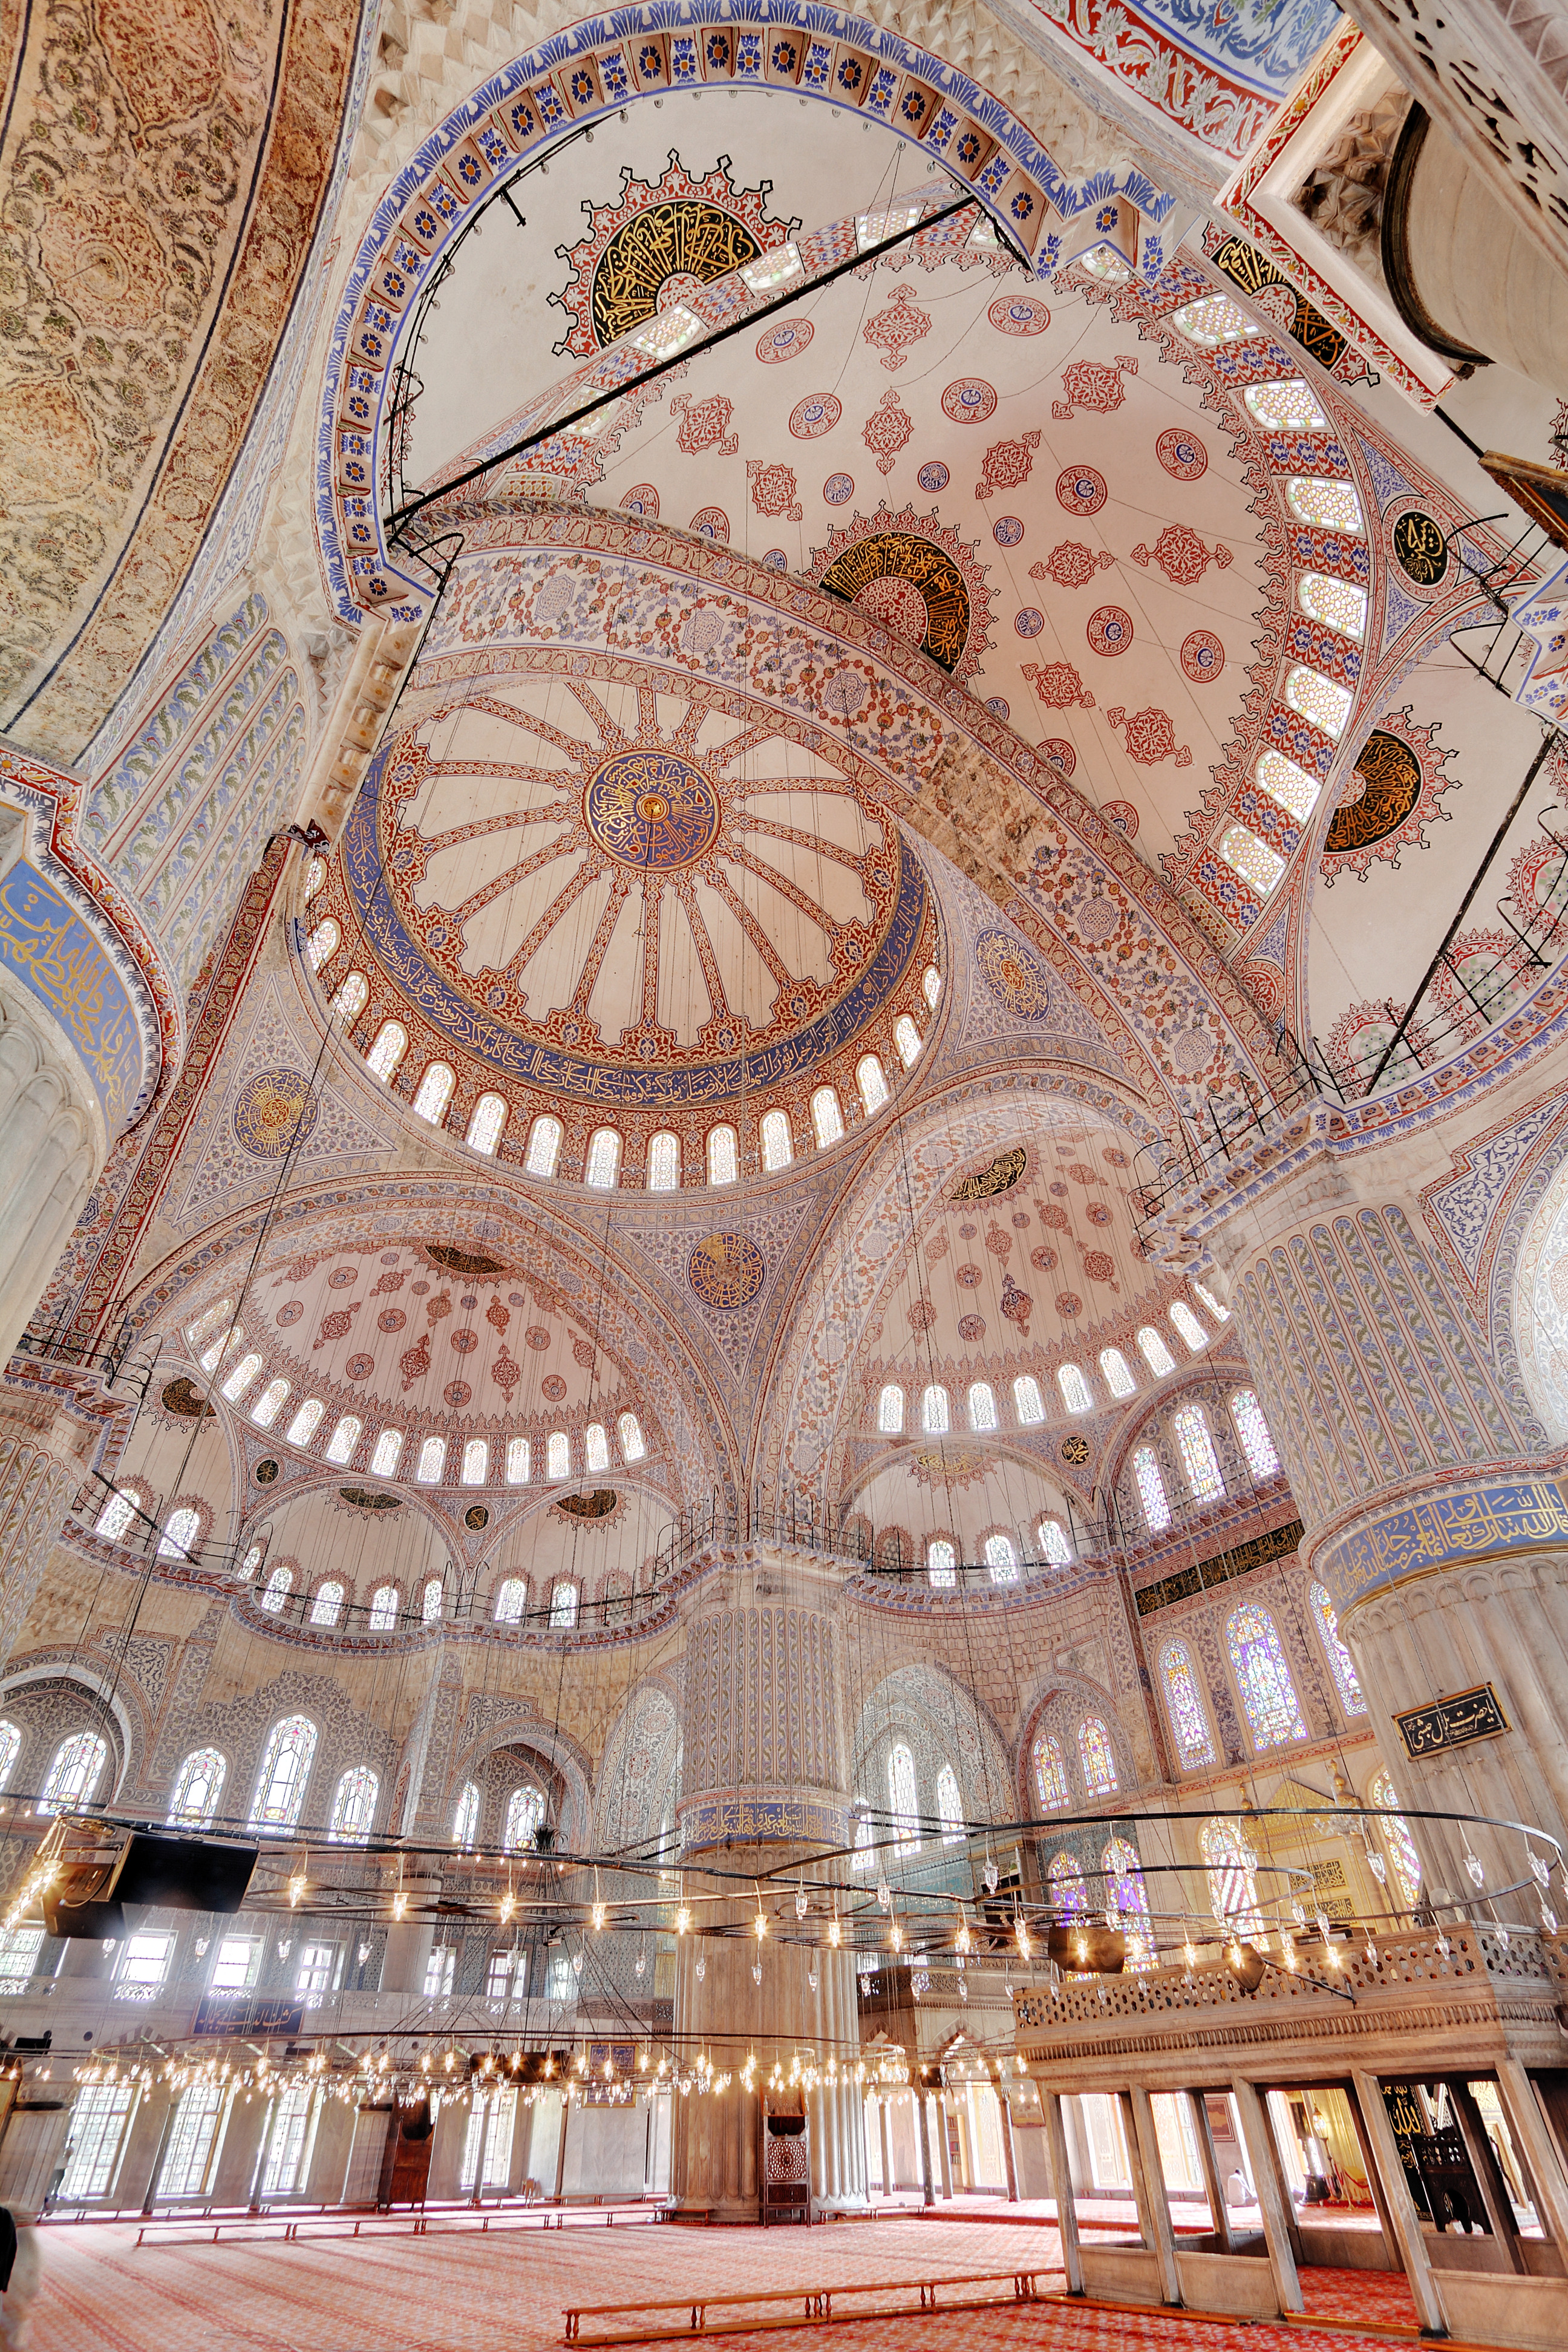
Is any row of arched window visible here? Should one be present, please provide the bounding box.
[851,1742,968,1862]
[251,1564,589,1635]
[451,1777,545,1852]
[165,1720,373,1838]
[1129,1392,1279,1532]
[1155,1587,1365,1765]
[1032,1714,1122,1808]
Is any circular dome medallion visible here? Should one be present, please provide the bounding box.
[234,1070,318,1160]
[584,751,721,871]
[976,927,1053,1019]
[688,1232,765,1310]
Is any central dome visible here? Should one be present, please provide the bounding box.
[583,750,722,871]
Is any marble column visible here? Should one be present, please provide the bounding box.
[0,1374,114,1671]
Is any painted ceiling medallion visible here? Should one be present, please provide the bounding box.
[808,506,993,679]
[688,1232,766,1310]
[552,155,799,358]
[1321,708,1457,883]
[583,751,722,870]
[232,1069,318,1160]
[952,1146,1027,1203]
[975,929,1053,1019]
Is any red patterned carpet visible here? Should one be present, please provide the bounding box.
[22,2213,1442,2352]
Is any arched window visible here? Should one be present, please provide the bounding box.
[1170,1300,1208,1353]
[1133,1447,1171,1532]
[252,1377,290,1428]
[1171,290,1256,344]
[878,1383,904,1435]
[422,1576,443,1624]
[462,1438,488,1486]
[199,1321,244,1373]
[1137,1325,1175,1377]
[1244,377,1328,431]
[309,1581,343,1628]
[95,1488,142,1542]
[413,1062,455,1124]
[506,1437,531,1483]
[1200,1817,1264,1938]
[1298,570,1367,640]
[851,1812,875,1870]
[324,1414,362,1466]
[452,1782,480,1849]
[893,1014,922,1068]
[331,971,369,1027]
[466,1093,508,1155]
[984,1533,1019,1584]
[547,1431,570,1480]
[305,918,339,972]
[857,1054,889,1114]
[286,1398,324,1446]
[42,1730,107,1814]
[1013,1374,1045,1426]
[249,1716,316,1834]
[1102,1837,1154,1968]
[968,1381,998,1432]
[706,1123,739,1185]
[811,1086,844,1146]
[1285,476,1364,534]
[260,1563,293,1613]
[240,1543,264,1581]
[366,1021,407,1082]
[329,1766,377,1844]
[618,1412,645,1462]
[1285,664,1352,739]
[494,1577,527,1624]
[1230,1388,1279,1480]
[0,1722,18,1794]
[1218,823,1284,897]
[370,1428,402,1477]
[1310,1583,1367,1715]
[760,1109,792,1171]
[550,1579,578,1630]
[1078,1716,1118,1796]
[1227,1604,1307,1748]
[221,1351,263,1403]
[525,1114,563,1178]
[1037,1518,1072,1566]
[923,967,941,1008]
[927,1537,956,1589]
[585,1423,610,1474]
[936,1765,964,1844]
[1256,753,1318,823]
[1370,1770,1422,1911]
[505,1786,544,1852]
[647,1131,680,1191]
[888,1742,920,1849]
[1033,1732,1070,1812]
[185,1297,234,1350]
[302,857,327,903]
[585,1127,621,1189]
[158,1506,202,1562]
[1159,1641,1215,1767]
[1100,1348,1136,1399]
[416,1436,445,1483]
[1173,1405,1224,1501]
[168,1748,226,1829]
[921,1383,949,1435]
[1049,1852,1088,1916]
[368,1584,399,1632]
[1058,1364,1093,1414]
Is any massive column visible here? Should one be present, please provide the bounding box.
[0,965,109,1368]
[671,1550,867,2218]
[0,1373,116,1670]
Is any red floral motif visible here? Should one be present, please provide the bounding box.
[689,507,730,541]
[941,378,997,423]
[1001,1272,1032,1334]
[1031,1246,1057,1270]
[1030,543,1115,591]
[1181,629,1226,683]
[1102,799,1139,837]
[975,429,1041,502]
[1131,523,1232,585]
[313,1304,358,1350]
[542,1373,567,1402]
[486,1296,509,1332]
[1106,705,1192,768]
[443,1381,471,1410]
[1087,606,1134,657]
[1082,1250,1117,1282]
[399,1336,430,1390]
[1053,1291,1083,1318]
[1022,661,1095,710]
[345,1353,374,1380]
[988,293,1050,336]
[525,1325,550,1350]
[861,390,912,476]
[377,1307,405,1333]
[491,1348,520,1397]
[425,1290,451,1324]
[862,286,931,371]
[747,459,803,520]
[1051,355,1137,419]
[671,392,737,457]
[371,1267,405,1296]
[908,1297,937,1333]
[788,393,840,440]
[619,483,659,517]
[1040,738,1077,776]
[756,319,813,363]
[1055,465,1107,515]
[1155,428,1207,480]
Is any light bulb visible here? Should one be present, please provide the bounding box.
[751,1961,762,1986]
[500,1892,515,1922]
[572,1950,583,1976]
[695,1955,705,1982]
[828,1918,841,1949]
[754,1910,768,1940]
[795,1886,808,1921]
[876,1877,892,1914]
[890,1922,903,1952]
[1465,1848,1486,1888]
[955,1918,971,1955]
[289,1875,306,1908]
[958,1979,968,2002]
[592,1901,606,1931]
[1365,1850,1387,1884]
[635,1949,647,1978]
[393,1892,408,1921]
[808,1970,817,1993]
[983,1860,999,1896]
[676,1907,690,1935]
[1530,1849,1550,1887]
[1014,1918,1031,1961]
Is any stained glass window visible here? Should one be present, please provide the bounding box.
[1310,1581,1367,1714]
[495,1577,527,1624]
[1059,1364,1094,1413]
[1286,477,1364,535]
[252,1377,289,1428]
[760,1109,792,1170]
[1133,1446,1171,1532]
[1174,1405,1224,1500]
[1171,1301,1209,1354]
[936,1764,964,1843]
[1138,1325,1175,1377]
[1102,1837,1154,1967]
[240,1543,264,1581]
[417,1436,446,1483]
[422,1576,443,1624]
[329,1766,377,1844]
[1285,664,1353,740]
[221,1351,262,1402]
[547,1431,570,1480]
[1370,1770,1422,1909]
[1227,1603,1307,1746]
[1079,1716,1118,1795]
[857,1054,889,1113]
[878,1383,904,1435]
[506,1786,544,1852]
[1014,1374,1045,1425]
[1160,1642,1215,1766]
[158,1506,201,1561]
[1244,377,1328,431]
[927,1538,957,1589]
[1230,1390,1278,1479]
[1100,1347,1136,1398]
[811,1086,844,1146]
[305,919,339,972]
[647,1131,680,1191]
[889,1742,920,1847]
[923,966,942,1007]
[370,1427,402,1477]
[1080,243,1132,283]
[466,1093,507,1155]
[302,857,327,903]
[1220,822,1287,895]
[703,1122,737,1184]
[1255,748,1321,822]
[969,1381,998,1432]
[0,1722,17,1794]
[1299,572,1367,641]
[286,1398,324,1446]
[452,1782,480,1849]
[366,1021,407,1081]
[984,1532,1019,1584]
[921,1383,950,1434]
[618,1412,645,1462]
[585,1423,609,1474]
[1172,293,1256,345]
[368,1585,399,1632]
[324,1414,361,1466]
[1037,1518,1072,1566]
[550,1579,578,1628]
[332,971,369,1026]
[1194,1279,1230,1322]
[309,1581,343,1628]
[585,1127,621,1188]
[462,1438,488,1485]
[249,1716,316,1834]
[96,1488,140,1541]
[1033,1733,1070,1812]
[525,1114,562,1177]
[185,1298,232,1350]
[1201,1817,1265,1936]
[413,1062,455,1123]
[168,1747,226,1828]
[260,1564,293,1613]
[1049,1852,1088,1914]
[506,1437,530,1483]
[893,1014,923,1068]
